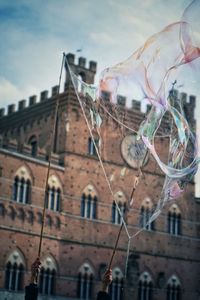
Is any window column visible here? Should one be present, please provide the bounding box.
[16,179,21,202]
[26,180,31,203]
[87,195,91,218]
[22,181,27,204]
[86,274,90,299]
[50,188,55,210]
[55,189,60,211]
[8,264,13,290]
[14,268,20,291]
[19,178,25,203]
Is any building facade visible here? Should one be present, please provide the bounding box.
[0,53,199,300]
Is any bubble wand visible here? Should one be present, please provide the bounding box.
[38,53,65,259]
[108,149,148,269]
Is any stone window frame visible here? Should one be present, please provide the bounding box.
[166,275,182,300]
[77,262,94,300]
[167,204,181,236]
[45,175,62,212]
[139,198,155,231]
[4,249,25,291]
[39,256,57,296]
[13,166,32,204]
[109,267,124,300]
[138,271,153,300]
[111,191,127,225]
[28,135,38,157]
[81,184,98,220]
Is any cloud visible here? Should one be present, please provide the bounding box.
[90,32,116,45]
[0,78,22,106]
[0,0,198,107]
[0,77,40,111]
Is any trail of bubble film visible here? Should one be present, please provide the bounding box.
[67,0,200,271]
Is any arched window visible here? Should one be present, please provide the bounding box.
[167,275,181,300]
[5,250,24,291]
[112,191,126,225]
[45,175,62,212]
[81,185,97,220]
[109,267,123,300]
[112,202,126,225]
[39,256,57,296]
[12,167,32,204]
[28,135,38,157]
[138,272,153,300]
[168,204,181,235]
[77,73,86,93]
[77,263,93,299]
[88,137,99,156]
[139,198,155,231]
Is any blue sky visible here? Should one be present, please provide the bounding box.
[0,0,192,108]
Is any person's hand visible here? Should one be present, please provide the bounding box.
[30,257,41,284]
[102,269,112,292]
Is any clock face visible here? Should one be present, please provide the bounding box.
[121,134,148,168]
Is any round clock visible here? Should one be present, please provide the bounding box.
[121,134,148,168]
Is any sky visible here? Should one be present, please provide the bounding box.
[0,0,200,195]
[0,0,194,107]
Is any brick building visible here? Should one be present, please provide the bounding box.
[0,53,199,300]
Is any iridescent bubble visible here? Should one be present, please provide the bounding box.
[67,0,200,240]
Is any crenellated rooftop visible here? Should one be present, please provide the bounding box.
[0,53,196,132]
[66,53,97,73]
[0,84,60,118]
[0,85,196,131]
[0,87,196,131]
[101,89,196,117]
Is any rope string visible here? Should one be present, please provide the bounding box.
[108,149,148,269]
[38,53,65,257]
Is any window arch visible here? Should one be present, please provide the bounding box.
[39,256,57,296]
[77,73,86,93]
[168,204,181,235]
[139,198,155,231]
[5,250,25,291]
[45,175,62,212]
[109,267,124,300]
[77,262,94,299]
[112,191,126,225]
[138,272,153,300]
[81,185,97,219]
[28,135,38,157]
[13,166,32,204]
[167,275,181,300]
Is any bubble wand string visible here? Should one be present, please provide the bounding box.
[108,149,148,270]
[38,53,65,259]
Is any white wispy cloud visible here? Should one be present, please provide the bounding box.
[0,0,196,109]
[0,77,40,110]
